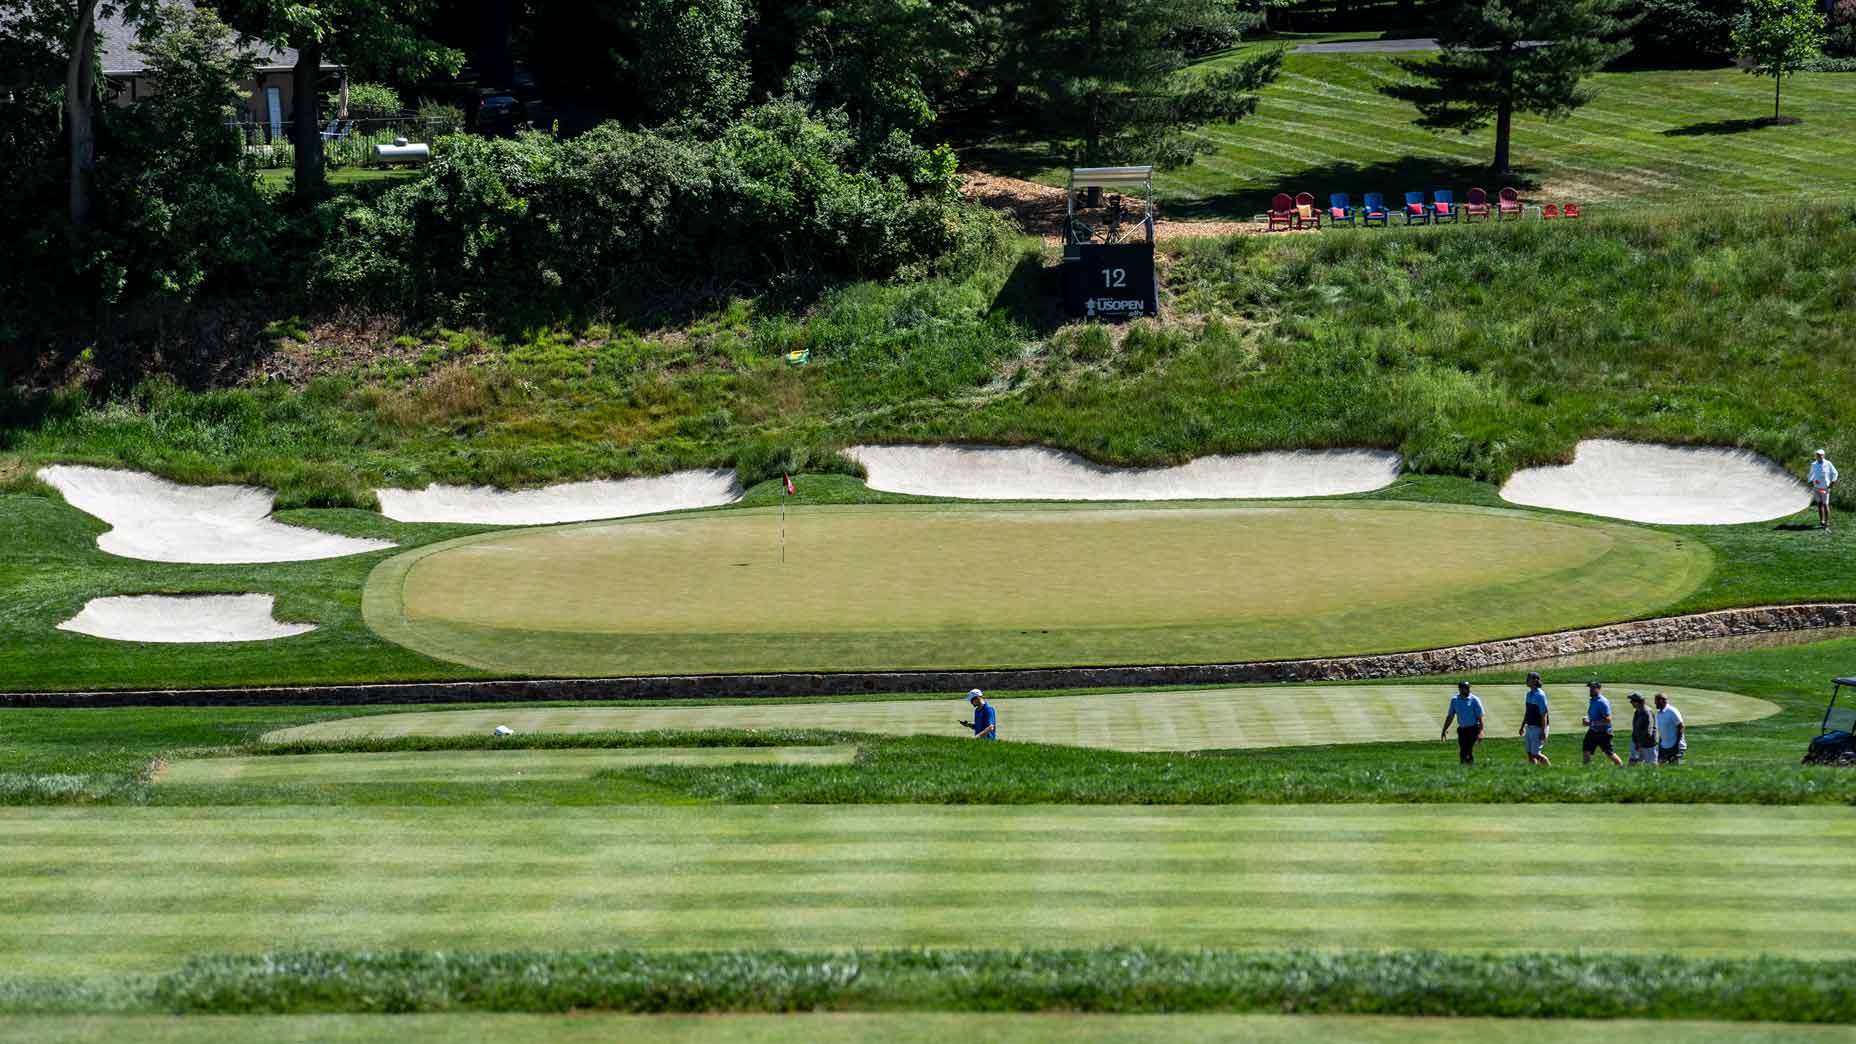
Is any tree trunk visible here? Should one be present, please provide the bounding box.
[1084,0,1102,204]
[64,0,99,227]
[1492,64,1514,175]
[1774,73,1782,119]
[291,41,325,197]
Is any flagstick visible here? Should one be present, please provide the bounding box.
[780,495,786,565]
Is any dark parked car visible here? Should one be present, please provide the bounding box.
[471,94,530,137]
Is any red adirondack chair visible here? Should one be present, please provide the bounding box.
[1497,187,1522,220]
[1294,191,1321,229]
[1542,203,1560,220]
[1464,187,1491,222]
[1268,193,1297,231]
[1563,202,1582,218]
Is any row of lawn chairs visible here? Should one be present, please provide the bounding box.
[1268,189,1579,231]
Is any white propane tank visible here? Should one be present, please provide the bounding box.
[373,137,431,164]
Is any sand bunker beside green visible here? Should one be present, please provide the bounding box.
[156,746,856,785]
[364,501,1709,676]
[265,684,1771,751]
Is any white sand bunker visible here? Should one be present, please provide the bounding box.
[57,594,316,643]
[39,466,394,564]
[847,444,1401,500]
[374,469,742,525]
[1500,440,1811,525]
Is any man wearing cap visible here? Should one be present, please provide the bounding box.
[1627,692,1658,766]
[961,689,998,741]
[1654,692,1685,765]
[1518,672,1551,767]
[1440,681,1486,764]
[1581,680,1623,767]
[1810,450,1838,530]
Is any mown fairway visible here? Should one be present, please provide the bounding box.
[9,804,1853,975]
[267,684,1771,751]
[7,1014,1855,1044]
[155,746,857,785]
[1157,56,1856,215]
[367,501,1707,675]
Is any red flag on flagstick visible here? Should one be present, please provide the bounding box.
[783,473,796,496]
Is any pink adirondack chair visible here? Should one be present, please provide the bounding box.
[1563,202,1582,218]
[1268,193,1297,231]
[1294,191,1321,229]
[1542,203,1560,220]
[1464,187,1491,222]
[1497,187,1523,220]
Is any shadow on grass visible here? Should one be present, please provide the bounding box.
[1162,156,1544,223]
[988,252,1065,337]
[1664,118,1776,137]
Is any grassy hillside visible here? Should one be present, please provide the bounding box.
[974,54,1856,219]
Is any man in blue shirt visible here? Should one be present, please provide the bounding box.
[1440,681,1485,764]
[1581,680,1623,766]
[1518,671,1551,767]
[962,689,998,741]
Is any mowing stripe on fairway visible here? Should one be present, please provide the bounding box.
[263,684,1772,751]
[5,1015,1855,1044]
[154,746,857,785]
[5,805,1854,975]
[364,501,1708,676]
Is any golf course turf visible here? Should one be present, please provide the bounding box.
[8,804,1855,976]
[155,746,858,785]
[265,683,1772,751]
[365,501,1709,676]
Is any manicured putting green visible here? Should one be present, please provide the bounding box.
[265,684,1771,751]
[363,501,1709,675]
[6,804,1853,975]
[6,1015,1851,1044]
[155,746,856,785]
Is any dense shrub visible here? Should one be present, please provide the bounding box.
[312,101,1005,324]
[1625,0,1744,63]
[327,81,404,119]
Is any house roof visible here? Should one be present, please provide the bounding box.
[97,3,342,76]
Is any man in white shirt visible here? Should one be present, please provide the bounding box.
[1810,450,1838,530]
[1654,693,1685,765]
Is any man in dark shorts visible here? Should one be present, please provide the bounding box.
[1581,680,1623,767]
[1519,671,1551,767]
[1440,681,1486,764]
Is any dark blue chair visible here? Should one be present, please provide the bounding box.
[1327,193,1356,227]
[1361,192,1390,227]
[1402,190,1430,225]
[1431,189,1459,224]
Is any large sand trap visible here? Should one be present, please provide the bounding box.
[39,466,394,563]
[1499,440,1811,525]
[373,469,742,525]
[847,444,1401,500]
[57,594,316,643]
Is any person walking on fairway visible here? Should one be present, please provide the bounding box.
[961,689,998,741]
[1655,692,1686,765]
[1582,680,1623,767]
[1627,692,1658,766]
[1441,681,1486,764]
[1519,671,1551,766]
[1810,450,1838,530]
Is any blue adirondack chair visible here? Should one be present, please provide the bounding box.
[1361,192,1390,227]
[1327,192,1356,228]
[1402,190,1430,225]
[1431,189,1460,224]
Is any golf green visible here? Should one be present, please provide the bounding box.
[266,684,1772,751]
[155,746,857,785]
[363,501,1709,675]
[6,804,1851,975]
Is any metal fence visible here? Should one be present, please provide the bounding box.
[228,116,455,170]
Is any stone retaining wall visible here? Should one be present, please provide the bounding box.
[6,603,1854,708]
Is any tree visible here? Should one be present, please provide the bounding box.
[219,0,460,196]
[1382,0,1634,174]
[628,0,752,130]
[1733,0,1826,122]
[1002,0,1281,172]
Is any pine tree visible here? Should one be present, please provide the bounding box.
[1382,0,1634,175]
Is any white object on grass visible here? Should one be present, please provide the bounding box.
[1499,440,1811,525]
[373,470,742,525]
[57,594,315,643]
[492,725,514,738]
[39,466,394,564]
[846,444,1400,501]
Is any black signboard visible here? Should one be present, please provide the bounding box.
[1063,242,1159,320]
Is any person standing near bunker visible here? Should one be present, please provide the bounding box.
[1519,672,1551,767]
[1810,450,1838,530]
[1441,681,1486,764]
[961,689,998,741]
[1581,680,1623,767]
